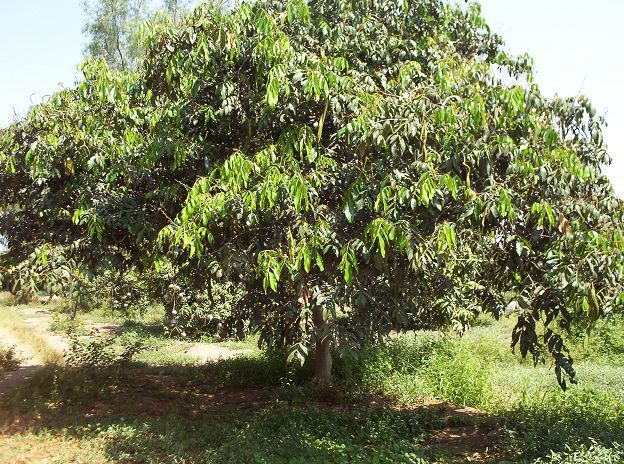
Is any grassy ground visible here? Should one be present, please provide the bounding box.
[49,303,260,366]
[0,304,64,365]
[0,294,622,463]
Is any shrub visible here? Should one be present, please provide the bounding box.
[574,315,624,365]
[0,343,20,373]
[198,349,302,389]
[420,341,493,407]
[83,265,250,341]
[65,334,147,368]
[86,269,155,315]
[163,282,246,340]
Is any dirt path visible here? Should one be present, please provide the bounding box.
[0,327,44,396]
[0,305,69,396]
[185,344,252,362]
[18,306,70,353]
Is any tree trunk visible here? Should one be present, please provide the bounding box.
[312,306,332,385]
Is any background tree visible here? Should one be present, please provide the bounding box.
[162,0,195,20]
[82,0,149,71]
[82,0,199,70]
[2,0,623,386]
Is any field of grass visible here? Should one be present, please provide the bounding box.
[0,294,622,463]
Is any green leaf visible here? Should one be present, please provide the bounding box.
[269,272,277,292]
[315,252,324,271]
[378,235,386,257]
[266,77,279,108]
[344,200,355,223]
[303,247,312,273]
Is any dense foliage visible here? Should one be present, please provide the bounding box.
[1,0,623,384]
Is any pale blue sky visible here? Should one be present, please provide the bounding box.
[0,1,622,196]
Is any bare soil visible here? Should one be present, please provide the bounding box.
[185,343,253,362]
[18,306,70,353]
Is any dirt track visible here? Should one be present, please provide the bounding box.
[0,326,45,396]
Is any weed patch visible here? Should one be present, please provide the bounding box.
[0,344,20,373]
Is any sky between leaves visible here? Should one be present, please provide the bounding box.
[0,0,622,196]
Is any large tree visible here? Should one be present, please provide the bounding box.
[2,0,623,385]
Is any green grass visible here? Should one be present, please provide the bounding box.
[1,294,623,463]
[86,304,166,326]
[0,358,466,463]
[535,441,623,464]
[332,332,495,407]
[0,386,436,463]
[199,333,261,351]
[2,343,620,463]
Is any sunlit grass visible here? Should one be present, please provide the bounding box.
[0,304,63,365]
[1,292,622,463]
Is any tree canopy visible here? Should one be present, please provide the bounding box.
[1,0,623,385]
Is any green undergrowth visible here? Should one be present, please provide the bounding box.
[333,332,495,408]
[535,441,623,464]
[569,315,624,366]
[330,315,624,460]
[1,398,436,463]
[1,298,623,463]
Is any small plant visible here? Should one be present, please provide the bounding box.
[534,441,623,464]
[0,343,21,373]
[65,334,147,368]
[50,311,88,336]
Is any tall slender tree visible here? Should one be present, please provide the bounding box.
[163,0,194,20]
[82,0,200,70]
[82,0,149,71]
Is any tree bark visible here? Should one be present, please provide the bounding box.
[312,306,332,385]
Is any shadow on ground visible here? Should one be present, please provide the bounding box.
[0,365,44,396]
[0,355,621,464]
